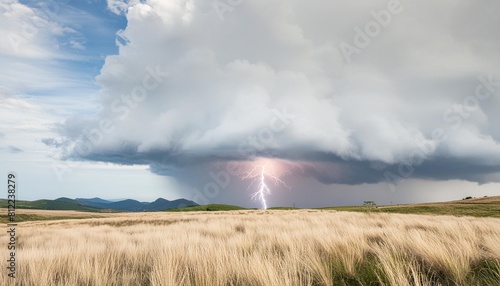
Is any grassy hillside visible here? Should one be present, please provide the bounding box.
[166,196,500,218]
[323,196,500,218]
[0,208,118,224]
[1,197,198,212]
[0,199,105,212]
[1,213,96,224]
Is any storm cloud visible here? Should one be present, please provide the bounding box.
[54,0,500,188]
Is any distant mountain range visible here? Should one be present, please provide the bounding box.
[10,197,198,212]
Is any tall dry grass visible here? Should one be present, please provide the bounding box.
[1,210,499,285]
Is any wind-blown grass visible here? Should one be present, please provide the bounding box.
[1,210,499,285]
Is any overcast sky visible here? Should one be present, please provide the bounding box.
[1,0,500,208]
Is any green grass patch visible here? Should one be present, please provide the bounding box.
[320,201,500,218]
[0,199,105,212]
[166,204,247,212]
[466,259,500,285]
[0,214,101,224]
[267,207,300,210]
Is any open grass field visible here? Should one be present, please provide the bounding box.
[1,209,499,285]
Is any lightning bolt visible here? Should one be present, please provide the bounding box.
[242,162,292,210]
